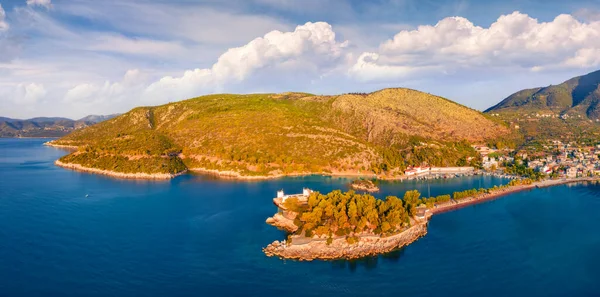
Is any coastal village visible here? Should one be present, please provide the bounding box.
[474,140,600,178]
[263,139,600,261]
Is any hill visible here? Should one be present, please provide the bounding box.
[485,70,600,142]
[49,89,513,178]
[0,114,120,138]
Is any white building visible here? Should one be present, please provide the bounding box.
[277,188,313,203]
[404,166,431,176]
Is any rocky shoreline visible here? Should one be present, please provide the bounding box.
[55,160,187,180]
[263,177,598,261]
[263,222,428,261]
[44,141,79,150]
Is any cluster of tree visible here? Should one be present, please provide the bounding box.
[373,139,480,174]
[452,178,535,200]
[453,188,487,200]
[507,178,534,186]
[421,194,451,208]
[283,176,542,245]
[60,153,186,174]
[290,190,414,241]
[503,162,544,180]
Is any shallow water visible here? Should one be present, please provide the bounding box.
[1,138,599,296]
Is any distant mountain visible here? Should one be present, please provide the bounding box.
[50,89,513,177]
[485,70,600,141]
[0,114,120,138]
[486,69,600,118]
[77,114,120,123]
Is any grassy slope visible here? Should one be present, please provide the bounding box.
[54,89,512,176]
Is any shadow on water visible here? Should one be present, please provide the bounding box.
[330,248,406,272]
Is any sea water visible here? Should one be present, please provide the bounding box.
[1,138,599,296]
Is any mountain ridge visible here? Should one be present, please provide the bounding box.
[0,114,121,138]
[486,69,600,118]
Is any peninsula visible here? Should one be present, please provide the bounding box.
[263,177,598,261]
[46,89,514,180]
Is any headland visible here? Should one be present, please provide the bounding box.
[263,177,598,261]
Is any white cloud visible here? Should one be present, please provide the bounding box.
[574,8,600,22]
[350,12,600,81]
[9,83,47,105]
[0,4,9,31]
[26,0,52,9]
[144,22,348,102]
[64,69,148,104]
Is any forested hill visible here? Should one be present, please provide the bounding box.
[51,89,514,177]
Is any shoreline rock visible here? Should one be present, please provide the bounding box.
[44,141,79,150]
[55,160,187,180]
[263,222,428,261]
[265,213,299,233]
[350,179,380,192]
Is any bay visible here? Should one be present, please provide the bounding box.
[1,138,599,297]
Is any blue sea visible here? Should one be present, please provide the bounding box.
[1,138,599,297]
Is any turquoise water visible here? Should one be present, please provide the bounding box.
[1,138,599,296]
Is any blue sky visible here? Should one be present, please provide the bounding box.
[1,0,600,118]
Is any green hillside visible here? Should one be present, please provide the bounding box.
[486,70,600,141]
[51,89,513,177]
[486,69,600,116]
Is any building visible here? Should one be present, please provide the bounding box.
[541,165,552,174]
[415,204,430,220]
[277,188,313,203]
[483,157,498,170]
[404,166,430,176]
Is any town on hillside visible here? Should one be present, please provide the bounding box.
[474,141,600,179]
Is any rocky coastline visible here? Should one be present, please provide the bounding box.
[263,222,428,261]
[350,179,380,192]
[263,177,598,261]
[44,141,79,150]
[55,160,187,180]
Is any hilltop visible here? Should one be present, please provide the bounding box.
[486,70,600,141]
[0,114,120,138]
[49,89,513,178]
[486,70,600,117]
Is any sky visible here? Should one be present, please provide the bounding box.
[1,0,600,119]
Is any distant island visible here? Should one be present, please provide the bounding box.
[350,179,380,192]
[0,114,119,138]
[46,88,515,179]
[264,177,598,261]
